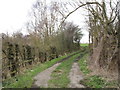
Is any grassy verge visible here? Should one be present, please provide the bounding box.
[3,51,79,88]
[48,53,81,88]
[78,54,106,88]
[78,54,118,88]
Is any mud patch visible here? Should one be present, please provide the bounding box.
[32,63,61,88]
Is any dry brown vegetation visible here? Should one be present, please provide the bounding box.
[2,0,120,85]
[87,0,119,80]
[61,0,119,80]
[2,0,83,80]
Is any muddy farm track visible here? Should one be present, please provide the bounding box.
[32,51,85,88]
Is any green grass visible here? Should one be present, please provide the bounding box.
[78,54,106,88]
[78,54,91,75]
[78,54,118,88]
[80,74,118,88]
[80,43,89,47]
[48,53,81,88]
[81,75,106,88]
[3,51,79,88]
[81,75,118,88]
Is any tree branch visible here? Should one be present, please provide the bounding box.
[61,2,102,25]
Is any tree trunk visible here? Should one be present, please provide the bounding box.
[118,19,120,87]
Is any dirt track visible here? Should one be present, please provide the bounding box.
[68,62,85,88]
[32,52,85,88]
[32,63,61,88]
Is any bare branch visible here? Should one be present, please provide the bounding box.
[61,2,102,24]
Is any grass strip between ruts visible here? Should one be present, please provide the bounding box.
[48,53,81,88]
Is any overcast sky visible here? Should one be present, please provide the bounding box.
[0,0,90,43]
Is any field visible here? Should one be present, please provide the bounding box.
[80,43,89,47]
